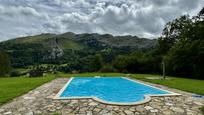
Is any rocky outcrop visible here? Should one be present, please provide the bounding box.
[43,38,64,60]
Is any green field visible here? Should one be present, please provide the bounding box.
[0,75,55,105]
[0,72,204,106]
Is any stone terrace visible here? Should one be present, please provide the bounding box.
[0,78,203,115]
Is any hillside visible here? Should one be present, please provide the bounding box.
[0,32,157,67]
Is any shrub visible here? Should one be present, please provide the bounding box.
[10,70,22,77]
[100,65,116,73]
[121,69,128,74]
[201,107,204,115]
[28,69,43,77]
[0,50,11,76]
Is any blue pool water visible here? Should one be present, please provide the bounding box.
[60,77,170,103]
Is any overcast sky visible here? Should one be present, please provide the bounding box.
[0,0,203,41]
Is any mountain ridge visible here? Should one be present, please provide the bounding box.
[1,32,157,48]
[0,32,157,67]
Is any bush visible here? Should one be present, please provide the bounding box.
[0,50,11,76]
[10,70,22,77]
[100,65,116,73]
[28,69,43,77]
[121,69,128,74]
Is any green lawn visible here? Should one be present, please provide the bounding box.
[0,75,55,105]
[201,106,204,115]
[56,72,204,95]
[129,74,204,95]
[202,106,204,115]
[56,72,126,78]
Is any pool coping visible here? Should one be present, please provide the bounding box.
[54,77,181,105]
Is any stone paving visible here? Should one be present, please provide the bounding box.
[0,78,204,115]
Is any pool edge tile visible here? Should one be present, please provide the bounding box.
[54,77,181,105]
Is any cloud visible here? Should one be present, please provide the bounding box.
[0,0,203,41]
[0,5,40,17]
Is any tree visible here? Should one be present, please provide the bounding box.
[157,15,192,55]
[194,7,204,21]
[164,7,204,79]
[165,38,204,79]
[112,55,129,72]
[89,54,103,72]
[0,50,11,76]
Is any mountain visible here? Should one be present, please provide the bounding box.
[0,32,157,67]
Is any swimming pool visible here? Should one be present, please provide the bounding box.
[55,77,179,105]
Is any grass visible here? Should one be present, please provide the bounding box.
[56,72,204,95]
[130,74,204,95]
[52,113,61,115]
[56,72,126,78]
[61,39,84,50]
[0,75,55,105]
[202,106,204,115]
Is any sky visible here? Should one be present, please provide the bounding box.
[0,0,203,41]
